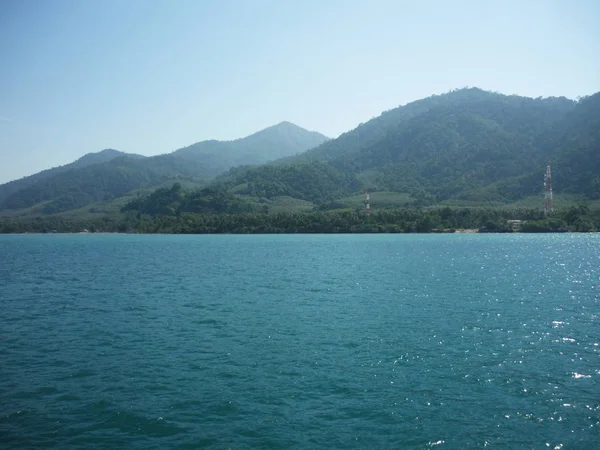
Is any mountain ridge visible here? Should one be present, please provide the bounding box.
[2,88,598,219]
[280,88,576,165]
[0,122,329,215]
[209,88,597,209]
[172,121,328,171]
[0,149,141,204]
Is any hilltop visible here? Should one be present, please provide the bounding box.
[0,149,143,205]
[0,122,328,216]
[205,88,598,210]
[1,88,599,225]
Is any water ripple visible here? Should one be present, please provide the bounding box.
[1,233,599,448]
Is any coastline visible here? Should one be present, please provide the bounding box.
[4,230,599,235]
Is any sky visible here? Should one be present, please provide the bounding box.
[0,0,599,183]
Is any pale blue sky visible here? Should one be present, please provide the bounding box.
[1,0,598,183]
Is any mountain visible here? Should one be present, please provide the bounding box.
[197,88,598,209]
[3,89,599,219]
[172,121,329,173]
[69,149,145,168]
[0,149,142,205]
[0,122,329,215]
[278,88,578,200]
[551,92,600,199]
[0,154,215,215]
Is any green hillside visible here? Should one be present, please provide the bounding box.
[0,154,212,215]
[1,88,598,223]
[0,122,328,216]
[290,89,579,203]
[172,121,329,173]
[202,89,598,210]
[0,149,143,204]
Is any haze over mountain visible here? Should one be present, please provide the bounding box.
[0,149,143,205]
[173,121,328,172]
[2,1,598,185]
[271,88,592,203]
[1,88,598,220]
[0,122,328,215]
[131,87,599,216]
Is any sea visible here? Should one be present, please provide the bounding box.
[1,234,599,449]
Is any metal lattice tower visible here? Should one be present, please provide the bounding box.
[544,157,553,215]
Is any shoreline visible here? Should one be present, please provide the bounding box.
[3,230,599,235]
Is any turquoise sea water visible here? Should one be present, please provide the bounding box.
[1,234,599,449]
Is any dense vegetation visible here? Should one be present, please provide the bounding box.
[550,93,600,199]
[224,162,362,203]
[218,89,600,208]
[122,183,258,215]
[1,88,598,224]
[283,89,597,204]
[0,155,213,214]
[0,122,328,215]
[2,202,598,234]
[174,121,328,170]
[0,149,141,204]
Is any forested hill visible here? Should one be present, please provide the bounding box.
[227,88,597,205]
[550,92,600,199]
[280,88,575,164]
[122,90,599,223]
[0,149,143,204]
[2,88,599,219]
[174,121,329,171]
[0,155,215,215]
[0,122,328,215]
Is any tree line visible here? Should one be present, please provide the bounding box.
[1,204,598,234]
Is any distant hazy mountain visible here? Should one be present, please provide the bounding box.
[6,89,598,219]
[71,149,145,168]
[173,121,329,173]
[0,149,143,204]
[0,122,328,215]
